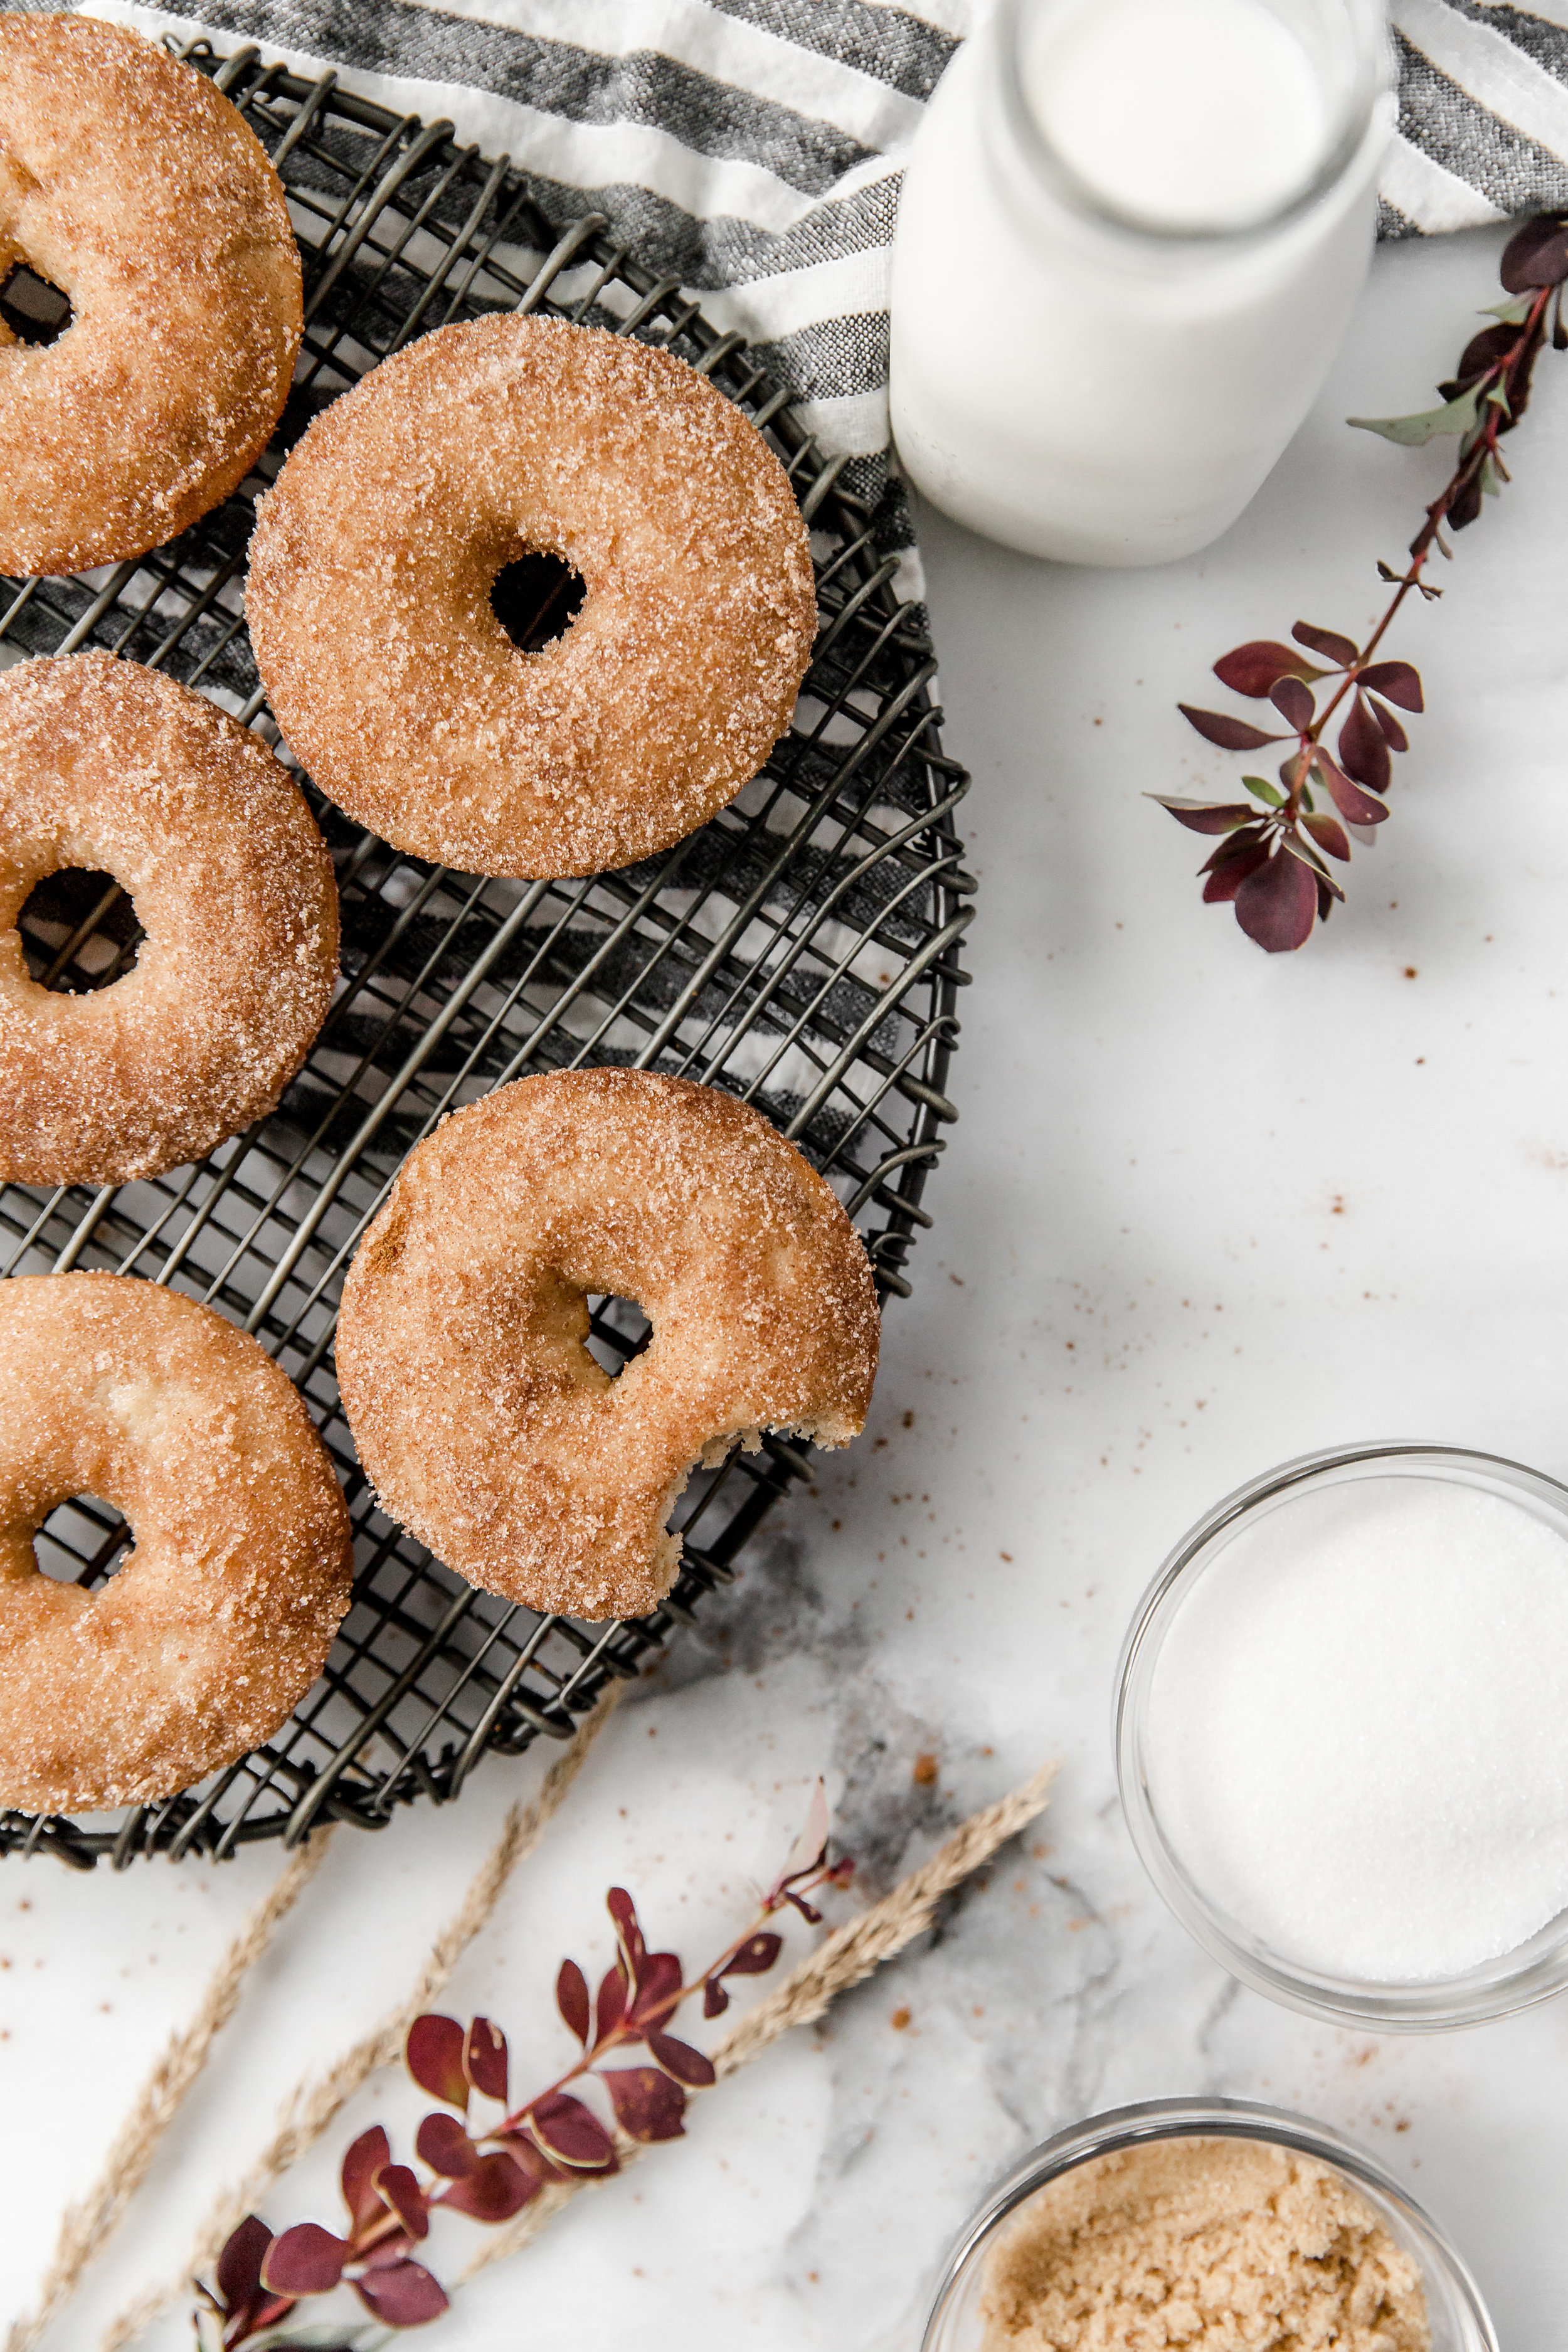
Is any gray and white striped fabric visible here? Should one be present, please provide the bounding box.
[1385,1,1568,231]
[33,0,1568,551]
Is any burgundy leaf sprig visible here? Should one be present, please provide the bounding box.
[196,1788,851,2347]
[1156,211,1568,951]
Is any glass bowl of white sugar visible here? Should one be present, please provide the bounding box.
[1116,1443,1568,2028]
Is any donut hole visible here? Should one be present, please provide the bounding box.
[490,550,586,652]
[33,1494,132,1589]
[18,866,141,992]
[0,262,72,348]
[584,1293,652,1379]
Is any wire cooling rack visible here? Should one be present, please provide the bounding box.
[0,40,972,1869]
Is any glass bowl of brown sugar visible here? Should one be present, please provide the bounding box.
[921,2097,1496,2352]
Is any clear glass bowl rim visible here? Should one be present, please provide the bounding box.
[1116,1439,1568,2030]
[919,2096,1499,2352]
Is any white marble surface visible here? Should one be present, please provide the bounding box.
[9,218,1568,2349]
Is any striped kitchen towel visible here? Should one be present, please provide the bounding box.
[31,0,1568,534]
[1386,0,1568,230]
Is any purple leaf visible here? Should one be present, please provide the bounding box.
[435,2150,538,2222]
[352,2258,450,2326]
[216,2216,273,2313]
[361,2235,416,2270]
[1501,214,1568,292]
[647,2030,717,2087]
[374,2163,430,2242]
[464,2016,508,2104]
[719,1932,783,1979]
[1212,639,1325,696]
[405,2015,469,2110]
[596,1961,628,2046]
[260,2223,347,2298]
[703,1979,730,2019]
[556,1961,591,2048]
[1281,832,1345,899]
[414,2111,479,2178]
[1234,850,1318,952]
[1268,675,1315,731]
[1302,812,1351,861]
[1446,321,1523,391]
[497,2130,566,2188]
[603,2065,688,2143]
[1314,754,1388,829]
[1291,620,1359,665]
[527,2090,618,2170]
[1177,703,1286,752]
[1498,349,1538,428]
[1449,471,1486,531]
[1149,795,1257,836]
[1200,836,1271,904]
[1366,696,1409,752]
[1199,822,1267,872]
[1338,695,1392,795]
[607,1887,648,1991]
[341,2126,392,2235]
[1357,659,1422,711]
[629,1950,684,2031]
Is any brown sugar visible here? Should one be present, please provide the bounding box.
[980,2137,1429,2352]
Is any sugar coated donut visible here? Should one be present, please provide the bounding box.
[0,653,339,1185]
[336,1069,879,1621]
[0,15,302,577]
[0,1273,352,1813]
[246,315,817,879]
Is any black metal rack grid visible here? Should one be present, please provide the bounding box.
[0,39,972,1869]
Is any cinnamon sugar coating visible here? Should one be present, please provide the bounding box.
[0,14,301,577]
[0,654,340,1185]
[0,1274,352,1814]
[246,315,818,879]
[336,1070,879,1621]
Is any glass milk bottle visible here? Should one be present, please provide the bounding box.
[889,0,1392,566]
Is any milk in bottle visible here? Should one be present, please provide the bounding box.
[889,0,1391,566]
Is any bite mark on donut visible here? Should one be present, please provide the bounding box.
[697,1424,761,1471]
[336,1069,879,1624]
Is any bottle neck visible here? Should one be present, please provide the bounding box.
[984,0,1389,265]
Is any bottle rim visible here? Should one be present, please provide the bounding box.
[993,0,1391,248]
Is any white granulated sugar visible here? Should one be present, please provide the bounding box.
[1147,1476,1568,1981]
